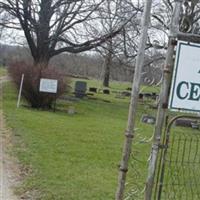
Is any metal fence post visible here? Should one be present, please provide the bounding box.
[115,1,153,199]
[144,1,183,199]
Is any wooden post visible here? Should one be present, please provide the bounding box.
[17,73,24,108]
[115,1,153,200]
[144,1,183,199]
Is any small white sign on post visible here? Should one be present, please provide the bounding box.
[169,41,200,112]
[39,78,58,93]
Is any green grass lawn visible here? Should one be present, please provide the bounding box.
[3,80,159,199]
[0,66,7,77]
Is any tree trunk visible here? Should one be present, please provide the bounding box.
[33,53,50,68]
[103,39,112,87]
[103,51,112,87]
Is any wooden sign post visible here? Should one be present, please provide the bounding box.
[17,73,24,108]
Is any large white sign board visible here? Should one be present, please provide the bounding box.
[39,78,58,93]
[169,41,200,112]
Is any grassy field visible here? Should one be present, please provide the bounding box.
[3,80,159,199]
[0,66,7,77]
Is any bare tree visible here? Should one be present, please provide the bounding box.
[91,0,142,87]
[97,0,117,87]
[0,0,130,67]
[151,0,200,35]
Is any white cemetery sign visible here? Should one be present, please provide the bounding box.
[169,41,200,112]
[39,78,58,93]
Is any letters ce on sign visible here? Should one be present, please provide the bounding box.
[169,41,200,112]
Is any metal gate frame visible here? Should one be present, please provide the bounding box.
[154,115,200,200]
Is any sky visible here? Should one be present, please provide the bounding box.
[0,0,168,48]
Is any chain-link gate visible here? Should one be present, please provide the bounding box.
[153,115,200,200]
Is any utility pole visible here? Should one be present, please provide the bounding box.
[144,1,183,199]
[115,1,153,199]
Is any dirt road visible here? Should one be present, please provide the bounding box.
[0,76,20,200]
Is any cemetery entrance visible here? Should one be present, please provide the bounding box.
[153,115,200,200]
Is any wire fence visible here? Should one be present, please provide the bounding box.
[154,116,200,200]
[123,94,158,200]
[124,114,200,200]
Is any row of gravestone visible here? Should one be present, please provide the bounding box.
[141,115,200,129]
[126,87,158,99]
[175,118,200,129]
[139,92,158,100]
[75,81,158,100]
[74,81,111,98]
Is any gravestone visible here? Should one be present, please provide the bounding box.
[121,91,131,97]
[143,93,152,98]
[175,118,198,128]
[89,87,97,93]
[141,115,156,125]
[139,93,144,100]
[74,81,87,98]
[103,89,110,94]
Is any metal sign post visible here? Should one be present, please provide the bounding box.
[144,0,183,199]
[39,78,58,112]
